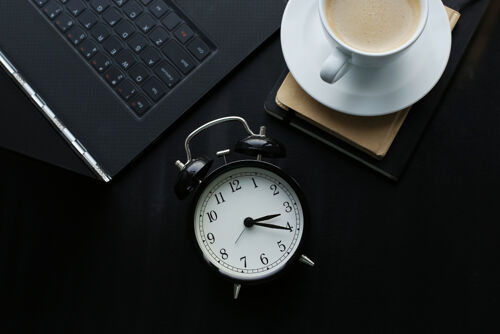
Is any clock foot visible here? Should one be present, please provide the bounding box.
[299,254,315,267]
[233,283,242,299]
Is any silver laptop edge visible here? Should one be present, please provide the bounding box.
[0,49,111,182]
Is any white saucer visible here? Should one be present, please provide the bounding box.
[281,0,452,116]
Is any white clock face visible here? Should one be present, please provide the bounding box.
[193,164,304,281]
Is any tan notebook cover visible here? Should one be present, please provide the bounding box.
[276,6,460,159]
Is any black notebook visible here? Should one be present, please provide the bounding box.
[265,0,490,181]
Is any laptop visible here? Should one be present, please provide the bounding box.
[0,0,286,181]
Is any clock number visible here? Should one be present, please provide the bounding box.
[229,179,241,192]
[283,201,292,213]
[286,222,293,232]
[214,192,225,205]
[270,184,280,196]
[206,210,218,222]
[240,256,247,268]
[207,233,215,244]
[277,240,286,252]
[260,253,269,265]
[220,248,228,260]
[252,177,258,188]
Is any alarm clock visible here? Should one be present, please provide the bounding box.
[174,116,314,299]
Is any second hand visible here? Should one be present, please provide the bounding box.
[234,228,246,244]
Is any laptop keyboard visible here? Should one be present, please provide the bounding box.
[32,0,214,117]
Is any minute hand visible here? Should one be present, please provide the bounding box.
[252,222,291,231]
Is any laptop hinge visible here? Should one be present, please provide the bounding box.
[0,49,112,182]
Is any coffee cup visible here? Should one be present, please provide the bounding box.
[319,0,429,83]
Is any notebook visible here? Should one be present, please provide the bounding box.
[265,0,490,180]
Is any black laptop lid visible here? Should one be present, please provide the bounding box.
[0,0,286,180]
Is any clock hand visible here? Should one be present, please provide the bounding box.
[243,214,281,227]
[234,228,246,244]
[244,217,291,231]
[236,214,284,244]
[251,221,292,231]
[251,214,281,223]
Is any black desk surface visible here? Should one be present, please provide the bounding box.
[1,2,499,333]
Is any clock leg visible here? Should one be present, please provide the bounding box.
[233,283,242,299]
[299,254,315,267]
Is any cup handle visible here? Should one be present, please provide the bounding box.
[320,48,350,83]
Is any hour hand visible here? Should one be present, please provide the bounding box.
[251,214,281,223]
[244,216,291,231]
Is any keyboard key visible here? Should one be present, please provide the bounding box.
[91,23,111,43]
[66,26,87,45]
[162,40,196,75]
[103,36,123,56]
[142,77,167,102]
[129,94,151,116]
[149,0,170,18]
[140,47,161,67]
[149,27,169,47]
[102,7,122,26]
[104,67,125,86]
[66,0,86,17]
[91,53,112,73]
[43,2,63,20]
[154,61,181,88]
[173,24,194,44]
[33,0,49,7]
[114,20,135,40]
[78,40,99,59]
[113,0,129,7]
[136,13,156,34]
[115,49,136,69]
[123,1,143,20]
[187,37,210,61]
[54,13,74,32]
[33,0,215,118]
[79,10,98,29]
[89,0,110,13]
[116,79,137,100]
[128,64,150,84]
[162,12,182,31]
[127,34,148,53]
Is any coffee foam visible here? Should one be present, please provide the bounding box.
[325,0,421,53]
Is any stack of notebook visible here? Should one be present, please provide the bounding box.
[265,1,489,180]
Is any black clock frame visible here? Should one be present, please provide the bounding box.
[187,159,310,285]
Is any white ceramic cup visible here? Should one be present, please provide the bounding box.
[319,0,429,83]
